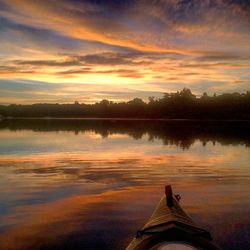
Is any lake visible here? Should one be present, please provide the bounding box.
[0,119,249,250]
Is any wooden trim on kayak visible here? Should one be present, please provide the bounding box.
[126,185,221,250]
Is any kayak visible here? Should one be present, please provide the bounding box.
[126,185,221,250]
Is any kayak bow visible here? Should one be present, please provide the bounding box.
[126,185,220,250]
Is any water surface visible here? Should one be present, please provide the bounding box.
[0,119,249,249]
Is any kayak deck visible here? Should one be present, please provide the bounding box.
[126,185,220,250]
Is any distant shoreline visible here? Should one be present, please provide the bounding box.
[1,117,250,122]
[1,89,250,120]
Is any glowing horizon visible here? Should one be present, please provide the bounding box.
[0,0,249,104]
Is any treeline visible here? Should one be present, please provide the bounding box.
[0,88,250,119]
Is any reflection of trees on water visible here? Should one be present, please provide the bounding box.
[0,119,250,149]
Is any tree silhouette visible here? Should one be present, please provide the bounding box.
[0,88,249,120]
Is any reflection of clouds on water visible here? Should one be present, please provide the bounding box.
[1,146,249,187]
[0,183,249,250]
[0,121,250,249]
[0,187,156,250]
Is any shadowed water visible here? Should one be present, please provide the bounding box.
[0,119,249,249]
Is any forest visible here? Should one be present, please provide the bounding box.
[0,88,250,120]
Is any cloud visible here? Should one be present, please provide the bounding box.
[0,0,174,53]
[0,0,249,102]
[74,52,148,65]
[13,52,149,67]
[195,53,250,62]
[57,68,144,78]
[1,0,250,55]
[0,66,35,74]
[0,52,151,79]
[15,59,82,67]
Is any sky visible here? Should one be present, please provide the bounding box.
[0,0,250,104]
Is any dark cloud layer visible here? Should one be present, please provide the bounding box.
[14,52,148,67]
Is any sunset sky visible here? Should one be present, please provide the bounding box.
[0,0,249,104]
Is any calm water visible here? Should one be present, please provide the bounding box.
[0,119,249,250]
